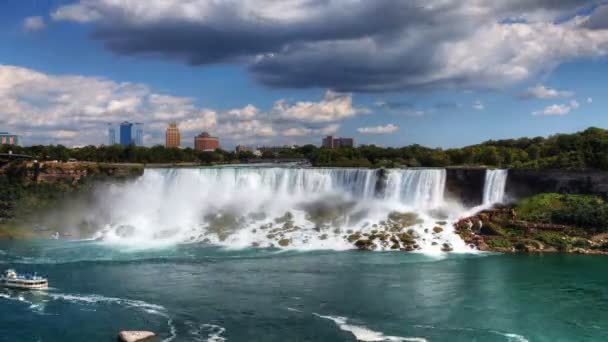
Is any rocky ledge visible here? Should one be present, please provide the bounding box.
[455,207,608,255]
[1,161,143,184]
[118,331,155,342]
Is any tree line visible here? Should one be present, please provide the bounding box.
[2,127,608,170]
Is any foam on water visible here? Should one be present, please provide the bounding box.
[186,322,227,342]
[314,314,427,342]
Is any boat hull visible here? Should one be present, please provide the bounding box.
[1,281,49,290]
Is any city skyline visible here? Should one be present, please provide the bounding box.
[1,1,608,149]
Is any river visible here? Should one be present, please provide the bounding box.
[1,241,607,341]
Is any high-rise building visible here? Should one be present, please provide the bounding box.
[322,136,354,149]
[0,132,19,146]
[336,137,354,148]
[119,121,133,146]
[322,135,335,148]
[194,132,220,151]
[107,124,116,145]
[235,145,253,153]
[165,122,181,148]
[135,123,144,146]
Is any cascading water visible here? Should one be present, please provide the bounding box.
[383,169,446,209]
[482,169,508,205]
[87,167,471,253]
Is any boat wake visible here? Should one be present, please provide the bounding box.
[413,324,529,342]
[314,313,427,342]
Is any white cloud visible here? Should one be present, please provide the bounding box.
[357,124,399,135]
[569,99,580,109]
[272,90,367,123]
[0,64,356,147]
[281,124,340,137]
[532,100,580,116]
[587,97,593,103]
[521,84,574,99]
[226,104,258,119]
[23,16,46,32]
[472,100,484,110]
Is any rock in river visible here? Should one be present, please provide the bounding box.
[118,331,155,342]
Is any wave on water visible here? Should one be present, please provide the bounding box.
[47,292,177,341]
[413,324,528,342]
[1,290,233,342]
[185,322,227,342]
[314,313,427,342]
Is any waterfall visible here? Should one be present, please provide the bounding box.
[85,166,469,253]
[383,169,446,209]
[482,169,508,205]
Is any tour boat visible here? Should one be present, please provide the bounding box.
[0,269,48,290]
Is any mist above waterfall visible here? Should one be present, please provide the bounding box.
[78,167,478,253]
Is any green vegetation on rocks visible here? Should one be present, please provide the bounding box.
[517,193,608,233]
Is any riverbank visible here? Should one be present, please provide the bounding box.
[454,199,608,255]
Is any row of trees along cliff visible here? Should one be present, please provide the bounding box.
[1,127,608,169]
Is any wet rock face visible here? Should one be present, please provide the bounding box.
[204,212,245,241]
[507,169,608,200]
[445,168,486,207]
[352,211,426,252]
[115,225,136,238]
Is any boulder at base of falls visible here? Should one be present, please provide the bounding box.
[118,331,155,342]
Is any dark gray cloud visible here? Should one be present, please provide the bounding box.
[52,0,605,92]
[585,3,608,29]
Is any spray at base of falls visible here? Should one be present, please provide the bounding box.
[87,167,504,253]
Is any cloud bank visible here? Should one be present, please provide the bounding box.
[49,0,608,92]
[357,124,399,135]
[0,65,364,146]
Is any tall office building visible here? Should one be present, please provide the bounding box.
[135,123,144,146]
[0,132,19,146]
[107,124,116,145]
[194,132,220,151]
[165,122,181,148]
[322,136,354,148]
[119,121,133,146]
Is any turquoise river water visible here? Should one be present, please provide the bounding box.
[0,240,607,341]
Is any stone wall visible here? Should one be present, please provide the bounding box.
[445,168,486,206]
[506,169,608,200]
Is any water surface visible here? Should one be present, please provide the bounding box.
[1,241,606,341]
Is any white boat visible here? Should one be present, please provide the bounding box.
[0,269,48,290]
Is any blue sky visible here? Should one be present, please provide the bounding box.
[1,0,607,148]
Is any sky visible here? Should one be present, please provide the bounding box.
[1,0,608,149]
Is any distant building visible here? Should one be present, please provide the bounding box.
[107,124,116,145]
[165,122,181,148]
[119,121,133,146]
[235,145,253,153]
[135,123,144,146]
[322,136,355,148]
[0,132,19,146]
[194,132,220,151]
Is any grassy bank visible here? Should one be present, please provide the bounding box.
[456,193,608,254]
